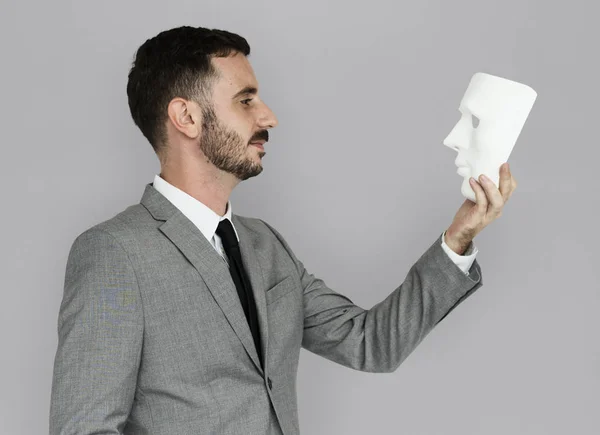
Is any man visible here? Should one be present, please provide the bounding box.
[49,26,516,434]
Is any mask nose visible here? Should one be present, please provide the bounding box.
[443,118,470,151]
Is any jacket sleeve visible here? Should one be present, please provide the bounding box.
[49,227,143,434]
[260,220,483,373]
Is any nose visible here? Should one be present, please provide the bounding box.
[258,101,278,130]
[443,119,469,152]
[443,127,460,151]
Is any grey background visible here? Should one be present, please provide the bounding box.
[1,0,598,433]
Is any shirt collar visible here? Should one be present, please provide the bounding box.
[152,174,240,243]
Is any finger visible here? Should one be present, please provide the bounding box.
[479,174,504,216]
[498,163,512,202]
[469,177,488,215]
[507,174,517,201]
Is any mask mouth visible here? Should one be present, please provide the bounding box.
[454,157,468,167]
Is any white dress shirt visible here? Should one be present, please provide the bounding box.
[152,174,478,275]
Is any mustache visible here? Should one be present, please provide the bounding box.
[249,130,269,143]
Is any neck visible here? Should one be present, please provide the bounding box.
[159,163,239,217]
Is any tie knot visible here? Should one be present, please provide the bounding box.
[216,219,238,249]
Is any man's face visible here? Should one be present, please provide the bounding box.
[197,52,278,181]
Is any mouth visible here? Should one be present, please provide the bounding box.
[249,141,265,151]
[454,157,468,167]
[457,166,470,176]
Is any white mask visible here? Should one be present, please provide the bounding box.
[443,72,537,202]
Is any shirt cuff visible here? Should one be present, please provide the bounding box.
[441,231,479,276]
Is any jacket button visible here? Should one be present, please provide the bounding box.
[267,377,273,390]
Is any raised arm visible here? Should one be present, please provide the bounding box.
[261,221,483,373]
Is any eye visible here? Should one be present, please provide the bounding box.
[471,114,480,128]
[241,98,253,106]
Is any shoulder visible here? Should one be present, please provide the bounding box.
[69,203,156,253]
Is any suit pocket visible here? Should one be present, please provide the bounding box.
[265,276,295,305]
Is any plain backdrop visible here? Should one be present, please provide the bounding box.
[1,0,598,434]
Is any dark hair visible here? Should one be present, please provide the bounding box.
[126,26,251,158]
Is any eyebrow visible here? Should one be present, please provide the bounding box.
[232,86,258,100]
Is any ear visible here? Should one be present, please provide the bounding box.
[166,98,201,139]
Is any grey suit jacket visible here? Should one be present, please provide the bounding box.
[50,182,483,434]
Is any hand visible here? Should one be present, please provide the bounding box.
[445,162,517,255]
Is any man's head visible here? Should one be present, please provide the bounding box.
[127,26,278,181]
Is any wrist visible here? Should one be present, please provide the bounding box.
[445,228,473,255]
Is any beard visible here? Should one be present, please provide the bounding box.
[197,104,264,181]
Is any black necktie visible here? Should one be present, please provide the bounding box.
[215,219,263,367]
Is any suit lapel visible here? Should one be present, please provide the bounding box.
[140,183,269,376]
[234,215,269,374]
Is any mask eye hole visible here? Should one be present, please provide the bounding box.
[471,114,480,129]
